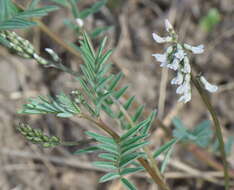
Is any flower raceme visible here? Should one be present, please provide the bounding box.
[152,19,218,103]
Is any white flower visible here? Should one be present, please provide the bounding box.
[166,46,173,54]
[33,53,40,60]
[177,74,191,103]
[167,58,179,70]
[177,44,183,50]
[152,53,166,62]
[184,73,191,82]
[178,91,191,103]
[152,33,172,43]
[171,72,183,85]
[45,48,54,54]
[176,75,191,94]
[200,76,218,93]
[181,57,191,73]
[165,19,173,32]
[76,18,84,27]
[152,53,168,67]
[176,82,190,94]
[175,49,185,61]
[184,44,204,54]
[45,48,59,62]
[33,53,47,64]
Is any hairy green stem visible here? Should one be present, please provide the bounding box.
[191,74,229,190]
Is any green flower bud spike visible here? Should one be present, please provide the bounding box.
[17,123,61,148]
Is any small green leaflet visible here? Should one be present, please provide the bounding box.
[172,117,212,148]
[199,8,221,32]
[99,172,120,183]
[19,93,80,118]
[121,178,137,190]
[0,0,58,30]
[79,0,107,19]
[153,139,177,158]
[160,139,178,173]
[0,0,19,21]
[74,146,100,155]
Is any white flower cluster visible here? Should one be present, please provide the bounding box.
[152,19,218,103]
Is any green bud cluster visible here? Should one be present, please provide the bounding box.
[0,30,48,65]
[71,90,96,116]
[17,123,61,148]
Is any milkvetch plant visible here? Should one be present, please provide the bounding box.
[152,19,218,103]
[0,1,231,189]
[152,19,229,189]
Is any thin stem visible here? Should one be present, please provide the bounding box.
[79,113,120,140]
[191,74,229,190]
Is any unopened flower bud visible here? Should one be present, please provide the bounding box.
[76,18,84,28]
[200,76,218,93]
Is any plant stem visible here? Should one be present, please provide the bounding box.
[191,74,229,190]
[110,95,169,189]
[79,113,170,190]
[79,113,120,140]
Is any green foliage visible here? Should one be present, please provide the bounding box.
[17,123,61,147]
[152,138,178,173]
[153,139,177,158]
[19,93,80,118]
[69,34,164,189]
[172,118,234,157]
[90,26,113,38]
[0,0,58,30]
[56,0,111,38]
[78,0,107,19]
[77,126,149,189]
[74,146,100,155]
[75,31,152,127]
[224,137,234,156]
[0,30,44,61]
[172,117,212,148]
[160,140,176,173]
[212,136,234,156]
[121,178,137,190]
[199,8,221,32]
[151,118,212,173]
[0,0,19,21]
[75,32,113,116]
